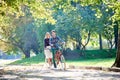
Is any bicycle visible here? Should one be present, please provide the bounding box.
[54,49,66,70]
[44,49,66,70]
[44,42,66,70]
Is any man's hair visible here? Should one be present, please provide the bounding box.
[51,30,56,33]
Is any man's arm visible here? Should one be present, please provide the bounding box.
[57,36,65,45]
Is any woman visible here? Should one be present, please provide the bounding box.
[44,32,52,68]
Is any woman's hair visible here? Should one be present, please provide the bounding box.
[45,32,51,39]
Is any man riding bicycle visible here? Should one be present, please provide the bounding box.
[50,30,65,68]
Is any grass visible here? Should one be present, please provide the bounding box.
[9,49,116,67]
[10,53,45,65]
[66,58,115,67]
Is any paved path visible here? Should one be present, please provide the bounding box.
[0,59,20,66]
[1,65,120,80]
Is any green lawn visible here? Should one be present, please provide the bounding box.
[66,58,115,67]
[10,53,45,65]
[9,49,116,67]
[10,54,115,67]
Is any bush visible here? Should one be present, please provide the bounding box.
[63,49,116,60]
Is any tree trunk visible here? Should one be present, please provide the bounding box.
[14,45,30,58]
[99,33,103,50]
[76,41,81,50]
[23,49,30,58]
[76,33,82,50]
[114,21,118,49]
[112,30,120,67]
[24,53,30,58]
[80,31,91,56]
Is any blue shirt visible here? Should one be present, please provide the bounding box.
[50,36,64,49]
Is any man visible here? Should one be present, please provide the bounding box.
[50,30,65,68]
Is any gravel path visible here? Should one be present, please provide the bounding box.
[1,64,120,80]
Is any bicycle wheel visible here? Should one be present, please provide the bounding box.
[60,55,66,70]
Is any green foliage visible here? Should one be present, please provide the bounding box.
[80,0,120,26]
[0,0,119,57]
[110,1,120,22]
[0,0,55,55]
[54,3,114,50]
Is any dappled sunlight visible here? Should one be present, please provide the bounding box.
[1,65,120,80]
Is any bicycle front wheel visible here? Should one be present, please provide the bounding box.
[60,55,66,70]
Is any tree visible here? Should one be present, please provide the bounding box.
[79,0,120,67]
[112,30,120,67]
[54,2,108,51]
[0,0,56,58]
[41,0,120,67]
[107,0,120,67]
[18,23,39,58]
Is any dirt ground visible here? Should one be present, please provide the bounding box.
[1,64,120,80]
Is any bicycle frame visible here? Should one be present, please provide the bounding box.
[55,50,62,65]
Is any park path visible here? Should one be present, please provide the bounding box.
[0,59,20,66]
[1,64,120,80]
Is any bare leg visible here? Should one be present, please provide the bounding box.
[48,58,52,68]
